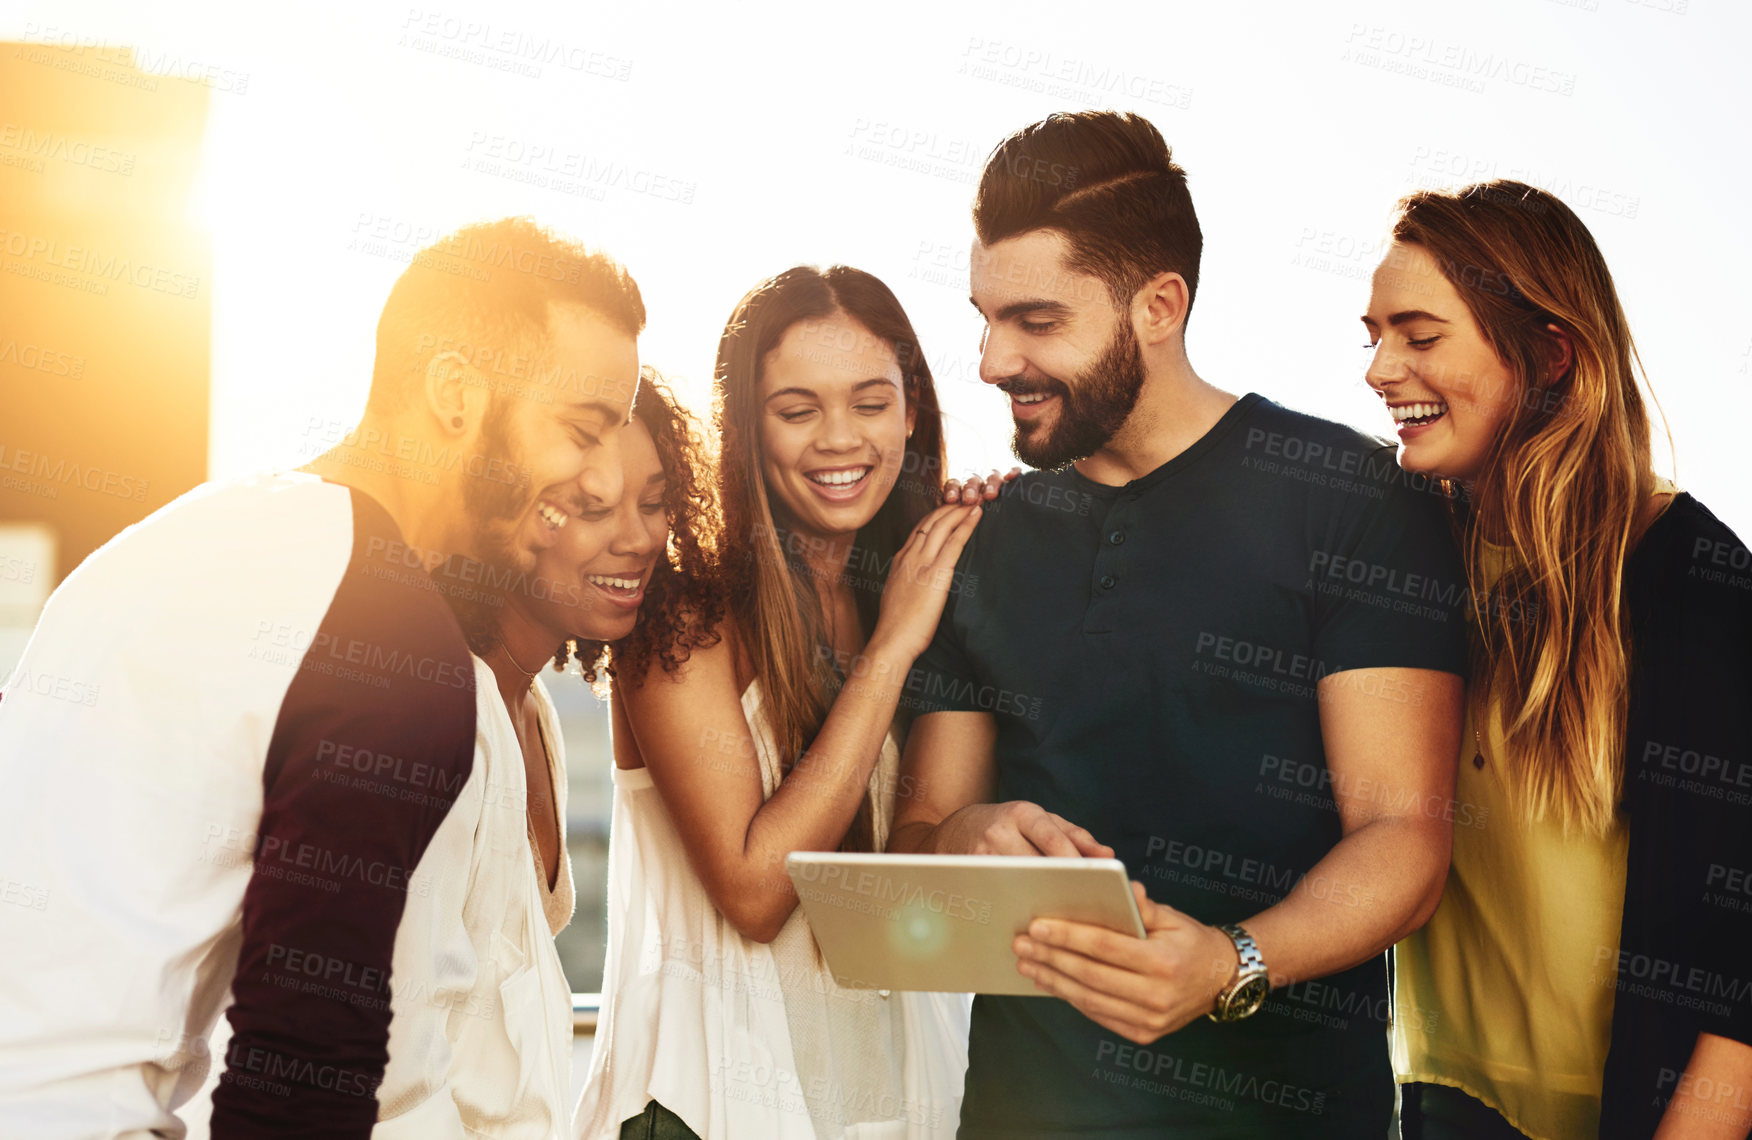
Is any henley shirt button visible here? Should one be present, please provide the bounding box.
[1100,574,1116,589]
[1108,530,1125,545]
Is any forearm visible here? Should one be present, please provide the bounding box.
[746,639,911,847]
[717,641,915,934]
[1654,1032,1752,1139]
[1241,815,1448,989]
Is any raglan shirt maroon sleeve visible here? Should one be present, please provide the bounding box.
[208,488,476,1137]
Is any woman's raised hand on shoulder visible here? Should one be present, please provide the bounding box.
[942,466,1022,505]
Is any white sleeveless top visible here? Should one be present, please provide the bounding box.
[572,680,969,1139]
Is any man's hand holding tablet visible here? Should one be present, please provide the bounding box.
[915,802,1242,1046]
[884,715,1257,1042]
[1012,880,1243,1045]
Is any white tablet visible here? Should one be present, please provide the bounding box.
[785,852,1145,995]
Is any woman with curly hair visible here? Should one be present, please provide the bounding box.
[1363,182,1752,1139]
[575,266,991,1139]
[453,367,722,1136]
[546,367,726,697]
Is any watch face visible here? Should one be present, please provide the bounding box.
[1212,973,1268,1022]
[1230,975,1270,1019]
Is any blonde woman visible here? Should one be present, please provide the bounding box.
[1363,181,1752,1139]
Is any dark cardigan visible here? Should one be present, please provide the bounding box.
[1601,493,1752,1137]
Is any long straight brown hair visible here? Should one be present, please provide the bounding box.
[713,266,946,852]
[1393,180,1659,837]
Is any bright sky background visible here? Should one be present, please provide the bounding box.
[11,0,1751,535]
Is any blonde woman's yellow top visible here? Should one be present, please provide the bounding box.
[1391,688,1629,1139]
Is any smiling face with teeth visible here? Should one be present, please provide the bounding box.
[521,417,668,645]
[969,230,1153,471]
[1361,242,1522,482]
[757,310,914,543]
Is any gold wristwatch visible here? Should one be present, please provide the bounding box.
[1208,923,1270,1023]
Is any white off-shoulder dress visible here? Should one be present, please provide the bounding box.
[573,680,970,1139]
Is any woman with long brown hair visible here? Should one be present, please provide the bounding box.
[575,266,987,1139]
[1363,181,1752,1139]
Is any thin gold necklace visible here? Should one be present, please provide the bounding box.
[495,641,545,690]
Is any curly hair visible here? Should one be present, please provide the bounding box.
[558,367,722,692]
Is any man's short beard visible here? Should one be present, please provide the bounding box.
[454,398,536,633]
[1010,317,1146,470]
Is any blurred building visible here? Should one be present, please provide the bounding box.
[0,43,211,667]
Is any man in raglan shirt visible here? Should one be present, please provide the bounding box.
[0,217,643,1138]
[895,113,1469,1136]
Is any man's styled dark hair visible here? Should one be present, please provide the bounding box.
[974,111,1202,322]
[367,216,646,414]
